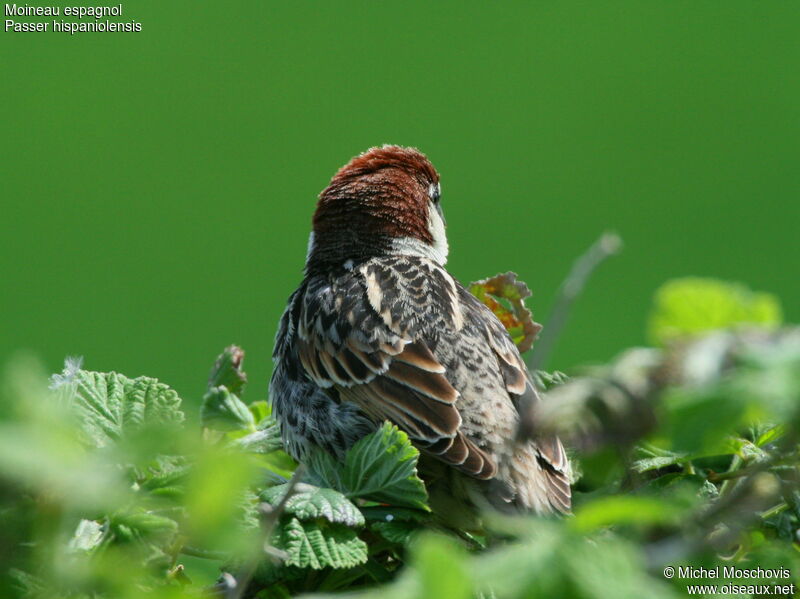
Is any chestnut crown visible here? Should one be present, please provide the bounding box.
[305,145,446,271]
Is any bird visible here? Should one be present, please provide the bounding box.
[269,145,571,516]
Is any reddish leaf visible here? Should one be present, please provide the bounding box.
[468,272,542,352]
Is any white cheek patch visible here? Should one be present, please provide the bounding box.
[427,202,449,264]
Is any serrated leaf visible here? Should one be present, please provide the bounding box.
[208,345,248,396]
[344,424,428,509]
[631,455,685,474]
[699,479,720,499]
[138,455,190,495]
[261,483,364,527]
[112,511,179,541]
[277,517,367,569]
[69,370,184,448]
[201,385,255,432]
[468,272,542,352]
[632,445,688,473]
[238,488,262,531]
[648,277,782,346]
[309,423,429,511]
[532,369,569,391]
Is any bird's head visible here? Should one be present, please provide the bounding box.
[305,145,447,272]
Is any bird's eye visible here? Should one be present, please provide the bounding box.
[429,182,441,204]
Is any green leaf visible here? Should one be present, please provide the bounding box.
[531,369,569,391]
[563,535,677,599]
[137,455,190,498]
[755,425,785,447]
[571,496,682,532]
[68,370,185,448]
[631,455,685,473]
[661,385,748,456]
[207,345,248,396]
[729,437,766,461]
[699,479,720,499]
[305,448,342,490]
[256,450,297,480]
[648,277,782,346]
[371,520,417,544]
[112,511,179,542]
[8,569,46,597]
[249,400,271,425]
[184,448,260,551]
[277,517,368,570]
[308,423,429,511]
[235,421,283,454]
[360,505,430,523]
[413,534,472,599]
[201,385,255,432]
[68,519,105,552]
[261,483,364,527]
[468,272,542,352]
[631,445,688,473]
[733,336,800,422]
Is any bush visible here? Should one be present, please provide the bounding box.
[1,277,798,598]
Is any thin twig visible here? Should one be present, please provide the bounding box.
[182,544,228,561]
[226,465,306,599]
[529,232,622,373]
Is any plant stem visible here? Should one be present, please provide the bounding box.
[529,232,622,372]
[226,466,305,599]
[759,502,788,520]
[181,545,228,561]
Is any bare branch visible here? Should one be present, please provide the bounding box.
[529,231,622,373]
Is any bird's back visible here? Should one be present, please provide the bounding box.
[271,254,571,514]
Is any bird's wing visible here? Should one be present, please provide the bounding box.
[295,257,496,479]
[456,285,572,512]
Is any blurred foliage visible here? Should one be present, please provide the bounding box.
[648,278,783,346]
[1,276,799,598]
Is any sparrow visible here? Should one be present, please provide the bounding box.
[270,145,571,514]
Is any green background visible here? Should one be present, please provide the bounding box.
[2,1,798,407]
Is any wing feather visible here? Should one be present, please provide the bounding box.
[296,263,499,481]
[458,285,572,512]
[366,376,461,437]
[384,361,458,404]
[296,258,570,509]
[393,341,445,373]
